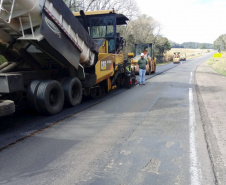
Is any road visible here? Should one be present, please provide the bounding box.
[0,53,216,185]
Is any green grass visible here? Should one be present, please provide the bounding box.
[0,55,7,65]
[207,54,226,76]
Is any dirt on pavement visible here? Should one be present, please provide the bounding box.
[196,61,226,185]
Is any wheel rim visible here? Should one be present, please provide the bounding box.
[71,83,80,101]
[49,88,59,108]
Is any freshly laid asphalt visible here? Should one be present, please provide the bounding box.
[0,53,217,185]
[0,61,179,148]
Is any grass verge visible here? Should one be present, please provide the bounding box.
[207,52,226,76]
[0,55,7,65]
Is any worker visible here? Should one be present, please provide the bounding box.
[138,53,147,85]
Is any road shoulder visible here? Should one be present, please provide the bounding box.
[196,61,226,184]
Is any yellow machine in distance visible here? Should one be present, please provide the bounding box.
[129,43,156,75]
[173,52,186,63]
[180,53,186,61]
[173,52,181,63]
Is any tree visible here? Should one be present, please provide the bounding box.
[64,0,139,19]
[170,41,184,48]
[154,36,171,56]
[200,43,206,49]
[214,34,226,51]
[121,14,159,55]
[170,41,213,49]
[120,14,171,57]
[62,1,172,57]
[63,0,80,11]
[80,0,139,19]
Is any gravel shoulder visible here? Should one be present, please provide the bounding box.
[196,61,226,184]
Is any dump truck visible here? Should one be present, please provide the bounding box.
[129,43,156,75]
[173,52,180,63]
[0,0,135,117]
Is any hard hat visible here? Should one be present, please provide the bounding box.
[141,53,144,56]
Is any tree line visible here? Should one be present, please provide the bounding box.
[170,41,213,49]
[63,0,171,57]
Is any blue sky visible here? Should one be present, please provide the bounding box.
[136,0,226,43]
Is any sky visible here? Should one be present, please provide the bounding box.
[135,0,226,44]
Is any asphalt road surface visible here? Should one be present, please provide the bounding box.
[0,53,216,185]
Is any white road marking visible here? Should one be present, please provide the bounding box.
[190,72,193,84]
[189,81,201,184]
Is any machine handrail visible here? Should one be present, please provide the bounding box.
[0,0,16,23]
[0,0,4,15]
[6,0,15,23]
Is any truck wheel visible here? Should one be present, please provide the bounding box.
[0,100,15,117]
[27,80,41,112]
[36,80,64,115]
[63,77,82,107]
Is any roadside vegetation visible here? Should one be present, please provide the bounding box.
[208,52,226,76]
[214,34,226,52]
[211,34,226,76]
[0,55,6,65]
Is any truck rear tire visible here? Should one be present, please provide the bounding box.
[0,100,15,117]
[36,80,64,115]
[27,80,41,112]
[63,77,82,107]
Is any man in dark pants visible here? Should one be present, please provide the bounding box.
[138,53,147,85]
